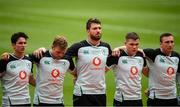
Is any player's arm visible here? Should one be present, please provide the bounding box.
[143,48,157,61]
[1,52,10,60]
[0,59,8,78]
[69,69,77,85]
[105,66,110,73]
[144,88,149,97]
[65,54,76,84]
[112,46,126,56]
[105,43,113,73]
[0,72,5,78]
[29,73,36,86]
[28,56,36,86]
[112,46,145,57]
[64,42,81,83]
[68,67,77,77]
[106,55,119,73]
[33,47,47,59]
[142,66,149,77]
[142,55,149,77]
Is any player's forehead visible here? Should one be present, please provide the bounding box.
[90,23,101,28]
[161,36,174,42]
[16,37,27,43]
[53,46,66,52]
[126,38,139,43]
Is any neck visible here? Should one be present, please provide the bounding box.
[160,48,171,56]
[125,49,135,56]
[87,37,100,46]
[14,52,24,59]
[49,50,61,60]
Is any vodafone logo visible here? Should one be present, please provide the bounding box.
[51,69,60,78]
[19,71,27,80]
[130,66,138,75]
[167,67,174,76]
[92,57,101,66]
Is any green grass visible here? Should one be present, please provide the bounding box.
[0,0,180,106]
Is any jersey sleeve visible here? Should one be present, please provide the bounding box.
[31,62,34,73]
[29,51,45,64]
[0,59,8,73]
[65,42,82,71]
[143,57,147,67]
[143,48,156,62]
[65,43,81,70]
[64,56,75,71]
[137,51,147,67]
[65,43,80,58]
[178,54,180,73]
[107,43,112,55]
[106,55,119,67]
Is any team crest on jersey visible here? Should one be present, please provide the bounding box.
[92,57,101,66]
[83,50,89,54]
[26,63,31,69]
[167,67,175,76]
[10,65,16,69]
[160,58,165,63]
[51,69,61,78]
[130,66,138,75]
[44,60,50,64]
[122,60,127,64]
[63,62,66,66]
[19,71,27,80]
[102,49,107,55]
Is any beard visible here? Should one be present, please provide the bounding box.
[90,34,102,41]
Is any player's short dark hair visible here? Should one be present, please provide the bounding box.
[52,36,68,49]
[86,18,101,30]
[160,32,173,43]
[125,32,139,41]
[11,32,29,44]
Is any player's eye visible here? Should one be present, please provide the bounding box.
[165,41,174,44]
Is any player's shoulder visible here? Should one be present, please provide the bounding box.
[144,48,161,55]
[136,51,144,57]
[70,40,89,48]
[171,51,180,57]
[144,48,159,52]
[43,50,51,57]
[119,50,128,57]
[99,41,110,47]
[24,54,34,62]
[62,55,71,61]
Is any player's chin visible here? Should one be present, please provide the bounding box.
[132,50,137,54]
[20,49,26,52]
[167,48,173,52]
[96,35,101,39]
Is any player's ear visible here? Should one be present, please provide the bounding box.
[11,43,16,49]
[86,29,90,33]
[160,42,162,47]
